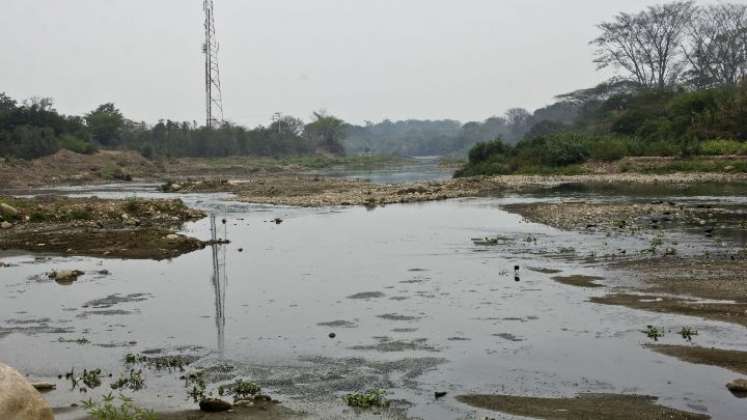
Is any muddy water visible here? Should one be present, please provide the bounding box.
[1,187,746,419]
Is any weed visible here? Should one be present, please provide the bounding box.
[231,379,261,401]
[679,327,699,342]
[82,393,157,420]
[642,325,665,341]
[343,389,389,408]
[111,370,145,391]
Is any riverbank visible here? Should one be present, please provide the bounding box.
[0,196,207,259]
[161,172,747,207]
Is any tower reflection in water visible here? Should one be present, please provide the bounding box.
[209,214,228,357]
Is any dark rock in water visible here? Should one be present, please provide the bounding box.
[238,248,244,252]
[272,218,283,224]
[254,394,273,402]
[328,332,336,339]
[199,398,232,412]
[727,379,747,397]
[435,391,447,399]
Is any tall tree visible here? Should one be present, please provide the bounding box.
[683,3,747,88]
[592,1,695,89]
[304,111,346,155]
[85,103,124,146]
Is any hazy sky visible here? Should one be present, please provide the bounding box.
[2,0,679,126]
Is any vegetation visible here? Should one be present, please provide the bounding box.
[0,93,346,160]
[343,389,389,408]
[643,325,665,341]
[679,327,699,342]
[456,1,747,177]
[82,393,157,420]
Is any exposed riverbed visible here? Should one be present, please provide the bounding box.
[1,181,747,419]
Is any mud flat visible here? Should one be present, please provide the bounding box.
[456,393,709,419]
[504,199,747,327]
[162,172,747,207]
[647,345,747,375]
[0,196,207,259]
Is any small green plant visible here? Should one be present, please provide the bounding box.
[679,327,699,342]
[343,389,389,408]
[231,379,261,401]
[642,325,665,341]
[184,372,207,404]
[111,369,145,391]
[82,393,157,420]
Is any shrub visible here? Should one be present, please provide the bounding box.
[59,135,98,154]
[700,139,747,156]
[467,138,510,164]
[589,138,629,162]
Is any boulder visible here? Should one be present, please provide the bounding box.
[0,202,19,217]
[0,363,54,420]
[199,398,232,413]
[727,378,747,394]
[49,270,84,285]
[1,221,12,229]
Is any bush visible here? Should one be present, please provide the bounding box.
[588,138,629,161]
[0,126,59,159]
[59,135,98,154]
[700,139,747,156]
[467,138,510,164]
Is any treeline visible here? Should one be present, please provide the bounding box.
[0,95,346,160]
[457,1,747,177]
[342,102,579,157]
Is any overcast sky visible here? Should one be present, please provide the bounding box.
[2,0,686,126]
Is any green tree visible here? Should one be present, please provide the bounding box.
[86,103,124,146]
[304,112,346,155]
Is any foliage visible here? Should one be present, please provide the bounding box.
[82,393,158,420]
[343,389,389,408]
[642,325,665,341]
[679,327,699,342]
[111,370,145,391]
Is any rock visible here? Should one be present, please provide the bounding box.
[199,398,232,412]
[31,383,56,392]
[1,221,12,229]
[165,234,180,241]
[434,391,447,399]
[49,270,84,284]
[727,378,747,395]
[0,363,54,420]
[328,332,336,339]
[0,202,19,217]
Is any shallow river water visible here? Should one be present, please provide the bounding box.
[1,184,746,419]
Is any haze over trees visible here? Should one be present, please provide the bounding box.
[458,1,747,177]
[2,1,746,164]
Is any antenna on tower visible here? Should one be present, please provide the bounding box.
[203,0,224,128]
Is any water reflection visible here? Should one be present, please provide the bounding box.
[209,214,228,356]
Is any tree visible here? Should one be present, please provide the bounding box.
[85,103,124,146]
[683,3,747,88]
[592,1,695,89]
[304,111,346,155]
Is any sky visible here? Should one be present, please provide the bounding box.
[1,0,681,126]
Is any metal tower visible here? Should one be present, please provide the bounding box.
[203,0,224,128]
